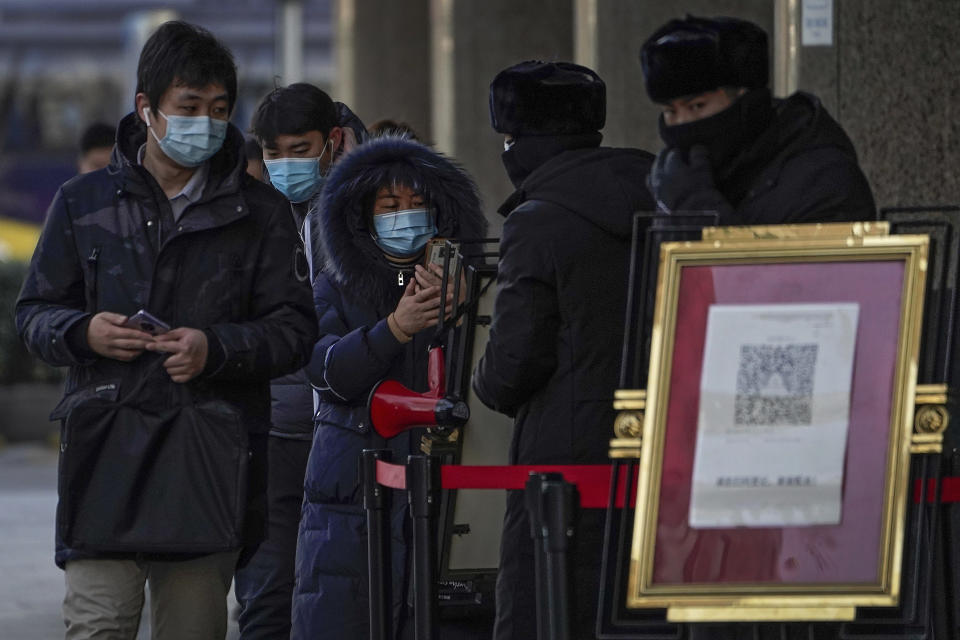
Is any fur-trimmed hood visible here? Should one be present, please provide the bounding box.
[315,135,486,307]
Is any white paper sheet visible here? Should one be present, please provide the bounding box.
[688,303,859,528]
[802,0,834,46]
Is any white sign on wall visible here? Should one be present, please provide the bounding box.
[802,0,834,46]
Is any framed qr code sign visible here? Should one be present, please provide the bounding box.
[625,222,930,621]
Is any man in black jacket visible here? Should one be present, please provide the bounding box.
[472,61,656,640]
[16,22,316,640]
[234,83,366,640]
[642,15,875,224]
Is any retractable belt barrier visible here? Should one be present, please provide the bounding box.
[377,460,960,506]
[915,476,960,503]
[364,452,960,640]
[374,460,637,508]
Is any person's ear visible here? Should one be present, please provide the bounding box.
[135,93,152,125]
[328,126,344,154]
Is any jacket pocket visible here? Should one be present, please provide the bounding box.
[306,403,371,505]
[57,392,249,554]
[314,401,368,435]
[50,378,120,422]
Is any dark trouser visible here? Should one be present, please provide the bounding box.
[235,436,311,640]
[493,489,605,640]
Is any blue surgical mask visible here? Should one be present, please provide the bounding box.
[143,108,228,168]
[372,208,437,257]
[263,139,332,203]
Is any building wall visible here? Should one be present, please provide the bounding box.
[832,0,958,209]
[335,0,432,141]
[430,0,573,234]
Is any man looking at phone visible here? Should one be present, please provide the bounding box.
[16,21,316,640]
[472,61,656,639]
[232,84,366,640]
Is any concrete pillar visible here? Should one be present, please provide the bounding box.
[574,0,773,154]
[430,0,573,234]
[335,0,431,140]
[276,0,305,85]
[796,0,960,208]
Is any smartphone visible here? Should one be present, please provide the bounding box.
[123,309,170,336]
[424,238,461,278]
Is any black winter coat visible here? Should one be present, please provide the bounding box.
[291,136,486,640]
[665,91,876,224]
[472,143,655,640]
[16,113,317,565]
[473,145,655,465]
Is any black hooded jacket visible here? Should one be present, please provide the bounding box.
[473,142,655,465]
[472,140,654,640]
[16,112,317,565]
[665,91,876,224]
[292,136,486,640]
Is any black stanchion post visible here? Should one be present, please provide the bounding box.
[408,454,441,640]
[526,472,574,640]
[362,449,393,640]
[541,476,575,640]
[526,472,551,640]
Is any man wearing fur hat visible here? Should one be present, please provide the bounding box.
[473,61,656,639]
[641,15,875,224]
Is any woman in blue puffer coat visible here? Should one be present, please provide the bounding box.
[291,135,486,639]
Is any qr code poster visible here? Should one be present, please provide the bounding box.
[689,303,859,528]
[734,344,818,427]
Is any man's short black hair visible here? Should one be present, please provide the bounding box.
[79,122,115,153]
[244,135,263,161]
[135,21,237,114]
[251,83,339,148]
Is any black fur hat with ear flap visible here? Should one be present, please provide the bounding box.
[489,60,606,136]
[640,15,769,104]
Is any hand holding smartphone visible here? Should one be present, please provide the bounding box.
[122,309,170,336]
[423,238,461,276]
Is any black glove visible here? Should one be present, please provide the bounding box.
[648,144,730,216]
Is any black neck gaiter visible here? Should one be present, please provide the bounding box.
[658,87,774,178]
[500,132,603,188]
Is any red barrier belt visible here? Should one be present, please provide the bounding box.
[376,461,635,509]
[379,462,960,508]
[376,460,408,491]
[913,477,960,503]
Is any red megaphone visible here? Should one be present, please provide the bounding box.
[367,346,470,439]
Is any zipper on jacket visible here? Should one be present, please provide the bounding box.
[86,246,100,308]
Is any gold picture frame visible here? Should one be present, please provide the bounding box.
[621,223,931,621]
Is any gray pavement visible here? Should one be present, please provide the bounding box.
[0,442,240,640]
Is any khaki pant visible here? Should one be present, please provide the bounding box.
[63,551,238,640]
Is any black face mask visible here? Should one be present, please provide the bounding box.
[500,133,604,189]
[500,141,534,188]
[658,87,774,175]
